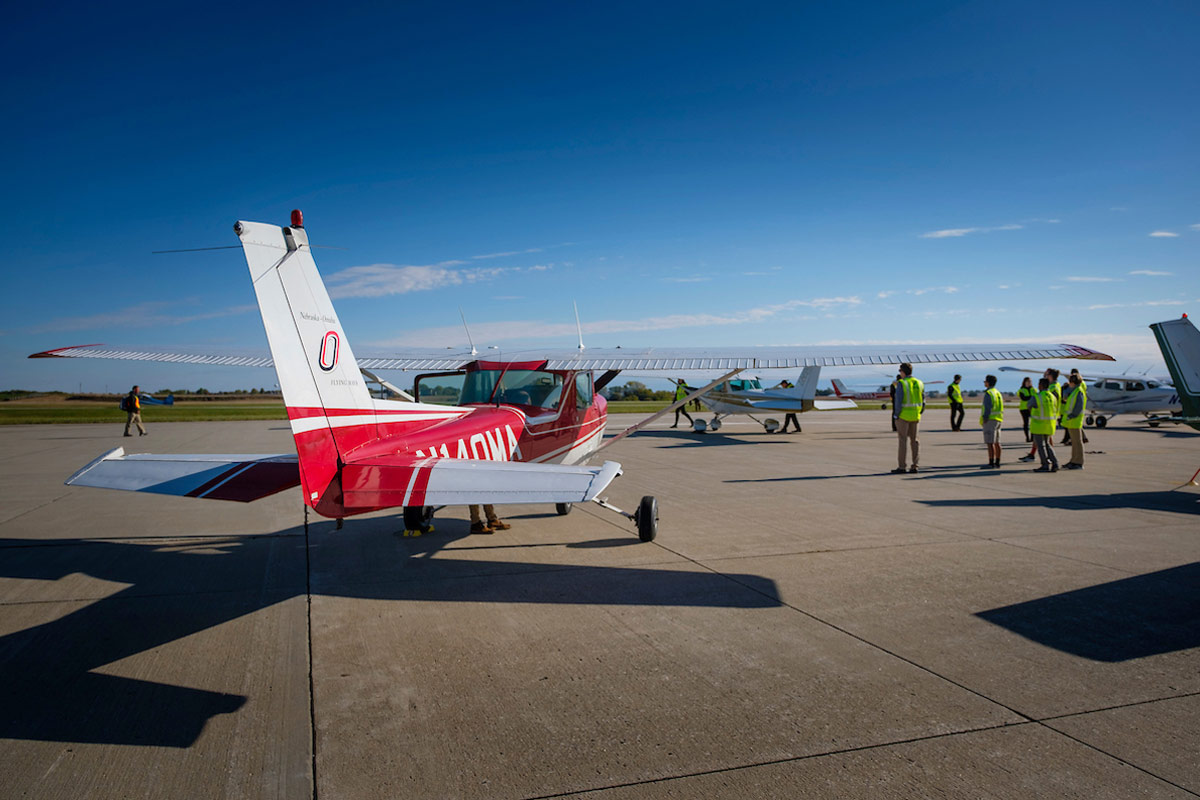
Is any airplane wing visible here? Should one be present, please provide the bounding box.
[66,448,620,508]
[998,365,1148,382]
[32,342,1114,371]
[339,456,622,509]
[67,449,300,501]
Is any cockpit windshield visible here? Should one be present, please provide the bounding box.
[461,369,564,409]
[728,379,763,391]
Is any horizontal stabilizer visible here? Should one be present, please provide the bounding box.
[813,398,858,410]
[341,456,622,510]
[67,449,300,502]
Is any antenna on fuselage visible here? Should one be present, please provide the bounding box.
[460,308,478,356]
[574,301,585,352]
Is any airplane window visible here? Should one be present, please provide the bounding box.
[1147,381,1159,388]
[414,372,465,405]
[1103,381,1121,390]
[459,369,564,409]
[575,372,592,409]
[1128,382,1145,391]
[1092,380,1105,389]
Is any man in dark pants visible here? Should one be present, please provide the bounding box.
[948,374,965,431]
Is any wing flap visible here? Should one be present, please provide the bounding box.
[67,449,300,502]
[341,456,621,509]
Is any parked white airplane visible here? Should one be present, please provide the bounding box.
[998,366,1181,427]
[689,367,856,432]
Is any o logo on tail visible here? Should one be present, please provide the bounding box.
[318,331,340,371]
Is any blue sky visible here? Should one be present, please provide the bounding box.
[3,1,1197,393]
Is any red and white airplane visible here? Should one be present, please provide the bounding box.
[32,212,1115,539]
[830,377,944,408]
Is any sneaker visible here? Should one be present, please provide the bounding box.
[470,521,493,534]
[890,467,907,474]
[1033,466,1050,472]
[908,466,919,473]
[124,433,133,437]
[1018,454,1035,462]
[979,464,994,469]
[487,518,511,531]
[1050,465,1059,472]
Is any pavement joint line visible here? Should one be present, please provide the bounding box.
[306,516,319,800]
[0,490,75,527]
[1037,689,1200,724]
[522,719,1044,800]
[0,532,306,549]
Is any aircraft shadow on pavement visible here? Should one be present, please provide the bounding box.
[977,562,1200,661]
[917,490,1200,515]
[0,527,779,749]
[630,430,793,448]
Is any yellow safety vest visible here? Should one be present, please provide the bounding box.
[948,383,963,403]
[1017,386,1033,411]
[980,388,1003,424]
[674,384,688,402]
[1029,389,1058,435]
[898,377,924,422]
[1063,384,1087,429]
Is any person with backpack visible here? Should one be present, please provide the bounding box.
[123,385,147,437]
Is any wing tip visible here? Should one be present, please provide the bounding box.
[1063,345,1116,361]
[28,343,105,359]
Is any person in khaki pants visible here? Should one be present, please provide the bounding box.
[890,363,924,474]
[1061,373,1088,469]
[123,385,147,437]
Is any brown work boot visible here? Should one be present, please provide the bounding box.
[470,520,493,534]
[488,518,511,531]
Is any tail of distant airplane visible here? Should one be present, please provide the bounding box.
[831,378,849,398]
[1150,315,1200,429]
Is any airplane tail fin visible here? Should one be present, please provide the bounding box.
[831,377,849,398]
[794,366,821,400]
[1150,315,1200,423]
[235,218,387,508]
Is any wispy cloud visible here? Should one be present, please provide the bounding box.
[1149,230,1179,238]
[32,301,256,333]
[1087,299,1187,310]
[1190,223,1200,231]
[662,275,711,283]
[909,286,959,295]
[1128,269,1173,276]
[472,247,544,260]
[920,224,1023,239]
[372,296,863,347]
[1065,276,1119,283]
[877,290,897,299]
[325,262,551,299]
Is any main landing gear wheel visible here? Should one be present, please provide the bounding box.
[1085,415,1095,426]
[1095,416,1108,428]
[692,419,708,432]
[555,502,573,516]
[709,418,722,431]
[402,505,435,537]
[634,496,658,542]
[1149,421,1160,428]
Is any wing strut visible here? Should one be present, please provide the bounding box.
[596,369,743,453]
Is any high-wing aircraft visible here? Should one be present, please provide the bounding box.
[687,367,856,432]
[1149,314,1200,432]
[31,212,1116,538]
[997,366,1181,427]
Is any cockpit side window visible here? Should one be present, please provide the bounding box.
[1103,380,1121,390]
[575,372,592,409]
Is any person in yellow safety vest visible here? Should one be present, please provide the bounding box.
[670,379,695,429]
[979,374,1004,469]
[1061,373,1088,470]
[948,374,965,431]
[891,362,924,474]
[1020,368,1060,461]
[1017,377,1034,443]
[123,384,147,437]
[1028,377,1059,472]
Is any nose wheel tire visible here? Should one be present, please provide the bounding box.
[634,496,658,542]
[1095,416,1108,428]
[555,502,573,516]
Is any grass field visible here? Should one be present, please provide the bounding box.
[0,394,987,425]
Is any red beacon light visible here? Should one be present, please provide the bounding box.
[290,209,304,228]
